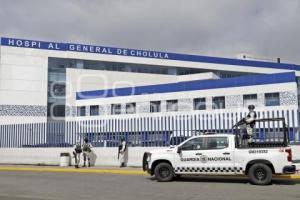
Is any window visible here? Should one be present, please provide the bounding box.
[51,83,66,97]
[150,101,161,113]
[90,105,99,116]
[181,138,204,151]
[126,103,136,114]
[48,104,65,117]
[243,94,257,107]
[212,96,225,109]
[166,99,178,112]
[206,137,228,150]
[111,104,121,115]
[193,98,206,110]
[265,93,280,106]
[77,106,86,117]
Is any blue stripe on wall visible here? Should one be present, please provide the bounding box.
[1,37,299,71]
[167,53,298,71]
[76,72,296,100]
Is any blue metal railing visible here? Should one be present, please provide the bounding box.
[0,109,299,148]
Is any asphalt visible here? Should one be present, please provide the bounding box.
[0,164,299,180]
[0,171,300,200]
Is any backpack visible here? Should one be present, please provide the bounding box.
[83,143,91,152]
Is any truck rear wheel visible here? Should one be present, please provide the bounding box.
[248,163,272,185]
[154,162,174,182]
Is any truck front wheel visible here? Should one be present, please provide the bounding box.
[248,163,272,185]
[154,162,174,182]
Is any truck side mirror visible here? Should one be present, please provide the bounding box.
[177,146,182,154]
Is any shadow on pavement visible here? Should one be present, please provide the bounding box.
[272,179,300,185]
[147,176,300,185]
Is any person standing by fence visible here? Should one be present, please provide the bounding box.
[73,141,82,168]
[82,138,92,167]
[118,137,128,167]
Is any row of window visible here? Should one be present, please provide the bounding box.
[243,93,280,106]
[77,92,280,116]
[78,102,137,117]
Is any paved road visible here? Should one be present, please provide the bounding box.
[0,171,300,200]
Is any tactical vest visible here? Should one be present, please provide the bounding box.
[75,144,82,153]
[247,111,257,128]
[83,143,91,152]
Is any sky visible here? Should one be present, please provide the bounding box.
[0,0,300,64]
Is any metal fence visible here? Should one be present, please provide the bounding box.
[0,109,299,148]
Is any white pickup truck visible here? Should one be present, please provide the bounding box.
[143,133,299,185]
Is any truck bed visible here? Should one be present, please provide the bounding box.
[238,142,287,148]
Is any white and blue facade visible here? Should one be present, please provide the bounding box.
[76,72,298,115]
[0,37,300,147]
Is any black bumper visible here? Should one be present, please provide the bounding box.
[283,165,296,174]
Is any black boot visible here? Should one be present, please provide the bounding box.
[83,158,86,167]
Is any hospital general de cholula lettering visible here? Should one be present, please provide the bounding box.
[68,44,168,59]
[1,37,169,59]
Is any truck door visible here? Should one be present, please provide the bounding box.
[174,137,208,174]
[200,136,237,175]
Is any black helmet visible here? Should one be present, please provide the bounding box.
[248,105,255,110]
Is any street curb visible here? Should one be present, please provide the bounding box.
[0,167,299,180]
[0,167,147,175]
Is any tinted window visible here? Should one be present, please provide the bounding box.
[77,106,86,117]
[166,99,178,112]
[206,137,228,150]
[150,101,161,113]
[111,104,121,115]
[212,96,225,109]
[181,138,204,151]
[90,105,99,116]
[194,98,206,110]
[126,103,136,114]
[265,93,280,106]
[243,94,257,107]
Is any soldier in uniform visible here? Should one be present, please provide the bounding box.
[73,141,82,168]
[245,105,257,143]
[118,137,127,168]
[82,138,92,167]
